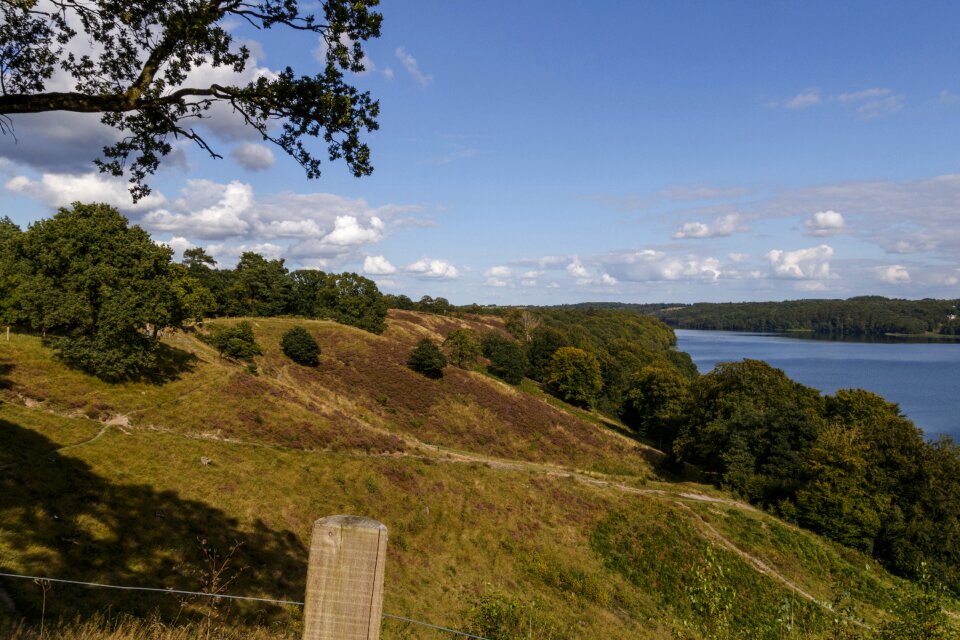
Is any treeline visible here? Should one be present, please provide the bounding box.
[0,203,388,380]
[625,357,960,592]
[652,297,960,337]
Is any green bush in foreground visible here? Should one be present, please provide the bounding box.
[280,326,320,366]
[407,337,446,378]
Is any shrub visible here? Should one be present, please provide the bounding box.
[408,337,447,378]
[280,326,320,366]
[203,321,262,361]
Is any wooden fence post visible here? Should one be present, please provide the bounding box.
[302,515,388,640]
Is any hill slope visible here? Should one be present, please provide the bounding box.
[0,311,953,638]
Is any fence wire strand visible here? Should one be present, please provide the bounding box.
[0,571,489,639]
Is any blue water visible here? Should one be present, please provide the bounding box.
[675,329,960,440]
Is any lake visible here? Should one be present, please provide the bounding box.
[674,329,960,440]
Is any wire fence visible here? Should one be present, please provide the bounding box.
[0,571,490,640]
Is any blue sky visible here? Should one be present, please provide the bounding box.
[3,1,960,304]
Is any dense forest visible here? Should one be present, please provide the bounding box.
[646,297,960,337]
[4,204,960,601]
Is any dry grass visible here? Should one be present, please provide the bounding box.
[1,314,951,639]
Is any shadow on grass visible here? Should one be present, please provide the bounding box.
[0,363,13,390]
[0,419,306,625]
[44,338,199,385]
[597,418,703,483]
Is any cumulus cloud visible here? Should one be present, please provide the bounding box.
[363,255,396,275]
[766,245,834,280]
[600,273,617,286]
[160,236,195,259]
[602,250,722,282]
[877,265,911,284]
[566,258,591,280]
[804,210,846,236]
[6,172,166,212]
[728,252,749,263]
[231,143,275,171]
[323,215,385,246]
[673,213,744,239]
[395,47,432,86]
[143,180,254,238]
[483,265,513,287]
[406,258,459,279]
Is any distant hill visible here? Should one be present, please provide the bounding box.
[573,297,960,338]
[0,311,952,638]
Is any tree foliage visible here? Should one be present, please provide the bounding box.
[280,325,320,366]
[481,331,527,385]
[544,346,602,409]
[0,0,383,200]
[407,337,446,379]
[443,328,482,369]
[204,320,261,361]
[9,202,191,380]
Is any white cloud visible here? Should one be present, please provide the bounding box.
[566,258,591,279]
[382,67,395,80]
[774,87,903,118]
[205,241,285,265]
[728,252,749,263]
[673,213,744,239]
[395,47,433,86]
[804,210,846,236]
[485,265,512,278]
[877,265,911,284]
[6,172,166,212]
[835,88,892,104]
[484,265,513,287]
[600,273,617,286]
[161,236,194,259]
[363,255,396,275]
[782,88,822,109]
[602,250,722,282]
[766,245,834,280]
[406,258,459,279]
[143,180,254,238]
[231,143,275,171]
[322,215,385,246]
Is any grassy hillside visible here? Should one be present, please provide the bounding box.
[0,311,954,638]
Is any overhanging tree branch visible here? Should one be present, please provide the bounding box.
[0,0,383,200]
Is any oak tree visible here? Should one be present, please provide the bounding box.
[0,0,382,200]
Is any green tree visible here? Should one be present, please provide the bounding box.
[794,424,884,553]
[544,346,603,408]
[526,326,570,381]
[315,272,387,334]
[407,337,446,379]
[0,216,23,332]
[169,263,217,324]
[13,203,183,380]
[0,0,382,200]
[622,366,691,449]
[280,326,320,366]
[675,359,824,505]
[504,308,541,343]
[225,252,291,317]
[481,332,528,385]
[443,328,482,369]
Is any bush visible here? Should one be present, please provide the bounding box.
[280,326,320,366]
[203,321,262,361]
[408,337,447,378]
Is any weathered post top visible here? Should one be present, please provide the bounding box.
[302,515,388,640]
